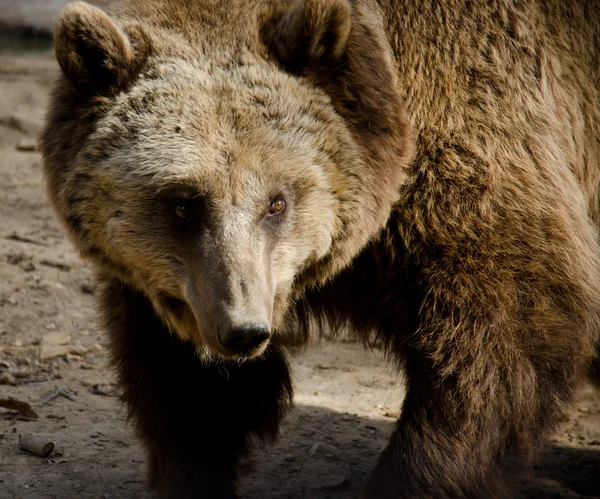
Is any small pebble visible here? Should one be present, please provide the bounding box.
[9,368,32,379]
[16,139,37,152]
[0,372,16,385]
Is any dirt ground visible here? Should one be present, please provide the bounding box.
[0,45,599,499]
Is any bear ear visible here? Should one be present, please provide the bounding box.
[54,2,147,92]
[262,0,351,73]
[263,0,408,144]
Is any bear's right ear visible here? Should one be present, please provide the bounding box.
[54,2,149,93]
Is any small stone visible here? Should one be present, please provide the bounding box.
[40,344,70,361]
[91,384,116,396]
[0,372,16,385]
[16,139,37,152]
[8,368,32,379]
[21,262,36,272]
[41,332,69,345]
[40,335,69,359]
[6,253,25,265]
[68,344,90,356]
[80,282,95,295]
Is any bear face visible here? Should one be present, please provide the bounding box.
[60,60,360,359]
[41,0,412,360]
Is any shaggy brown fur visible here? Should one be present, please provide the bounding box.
[41,0,600,498]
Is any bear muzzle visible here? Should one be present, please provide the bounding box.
[182,273,275,360]
[218,322,271,357]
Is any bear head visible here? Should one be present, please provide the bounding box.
[41,0,412,361]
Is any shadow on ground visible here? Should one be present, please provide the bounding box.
[2,403,600,499]
[522,445,600,498]
[243,405,600,499]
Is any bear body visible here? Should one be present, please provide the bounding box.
[41,1,600,497]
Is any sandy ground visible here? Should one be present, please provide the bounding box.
[0,47,599,499]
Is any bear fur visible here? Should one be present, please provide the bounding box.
[40,0,600,498]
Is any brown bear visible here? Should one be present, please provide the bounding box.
[40,0,600,498]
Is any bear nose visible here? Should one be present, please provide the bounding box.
[219,323,271,355]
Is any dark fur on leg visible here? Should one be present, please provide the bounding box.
[100,278,293,499]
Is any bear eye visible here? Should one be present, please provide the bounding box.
[269,197,286,215]
[173,200,194,220]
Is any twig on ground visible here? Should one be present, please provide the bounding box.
[39,387,75,406]
[0,397,39,420]
[39,259,71,271]
[6,232,49,247]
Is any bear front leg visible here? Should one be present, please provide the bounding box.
[363,351,522,498]
[362,258,597,498]
[100,279,293,499]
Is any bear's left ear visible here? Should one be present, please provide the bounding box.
[54,1,150,93]
[261,0,351,73]
[262,0,407,142]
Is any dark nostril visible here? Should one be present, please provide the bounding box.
[245,331,270,350]
[219,323,270,354]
